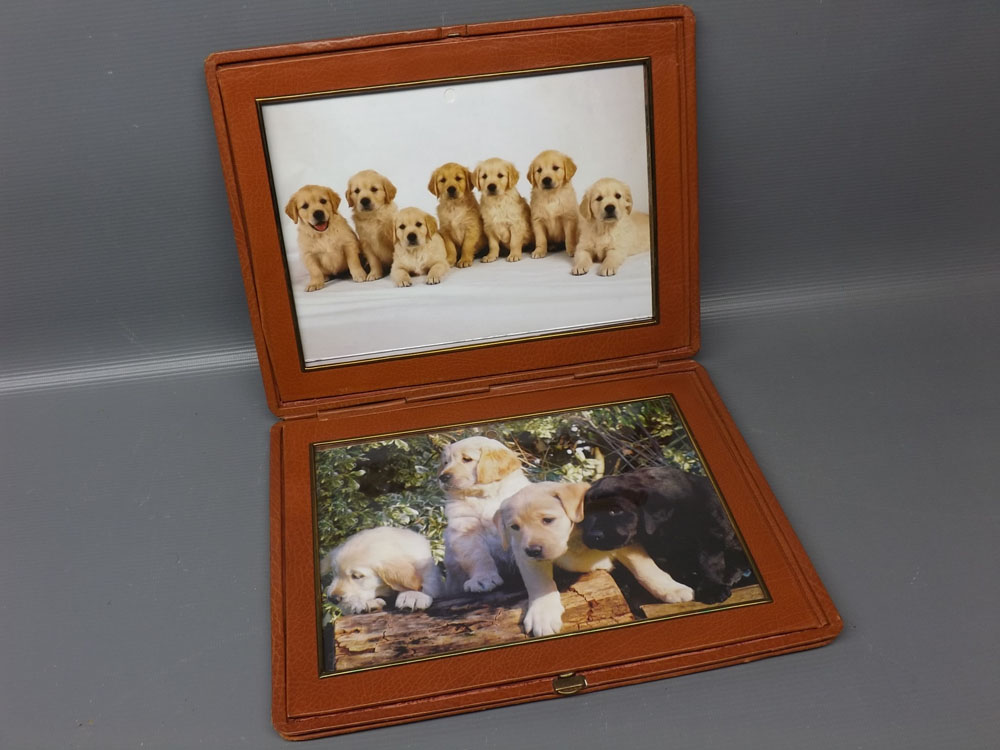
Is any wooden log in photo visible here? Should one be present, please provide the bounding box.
[333,570,634,671]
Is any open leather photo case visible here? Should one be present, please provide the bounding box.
[206,5,840,740]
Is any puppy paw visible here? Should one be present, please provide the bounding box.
[571,262,591,276]
[531,248,548,259]
[464,572,503,593]
[365,270,383,282]
[507,252,522,262]
[481,253,499,263]
[456,258,474,269]
[653,581,695,604]
[523,595,564,637]
[394,277,412,288]
[305,281,325,292]
[426,273,443,285]
[395,590,433,611]
[364,597,387,612]
[597,263,620,277]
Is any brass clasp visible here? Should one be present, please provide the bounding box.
[552,672,588,696]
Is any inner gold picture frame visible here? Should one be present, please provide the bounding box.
[312,394,768,675]
[257,60,659,369]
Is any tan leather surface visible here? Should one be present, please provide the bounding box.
[207,6,840,739]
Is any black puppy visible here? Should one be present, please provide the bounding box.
[580,466,752,604]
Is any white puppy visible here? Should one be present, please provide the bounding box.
[389,207,451,287]
[495,482,694,637]
[439,436,531,594]
[573,177,651,276]
[474,157,533,263]
[324,527,443,614]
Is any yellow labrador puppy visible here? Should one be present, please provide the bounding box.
[284,185,365,291]
[428,162,486,268]
[573,178,651,276]
[389,207,450,287]
[495,482,694,637]
[527,149,579,259]
[346,169,398,281]
[324,527,443,614]
[439,436,531,594]
[474,157,533,263]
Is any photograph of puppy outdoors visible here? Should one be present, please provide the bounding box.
[260,64,655,367]
[314,396,767,673]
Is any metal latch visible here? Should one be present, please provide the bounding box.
[552,672,588,696]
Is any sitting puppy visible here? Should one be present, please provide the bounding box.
[428,162,486,268]
[389,207,450,287]
[324,526,443,614]
[346,169,397,280]
[496,482,693,637]
[580,466,751,604]
[527,149,579,259]
[284,185,365,291]
[439,436,530,594]
[474,157,532,263]
[573,178,651,276]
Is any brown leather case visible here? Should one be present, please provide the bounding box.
[206,6,840,740]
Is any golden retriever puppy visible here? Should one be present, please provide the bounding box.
[439,436,531,594]
[573,178,651,276]
[284,185,365,291]
[495,482,694,637]
[324,527,443,614]
[474,157,533,262]
[346,169,398,281]
[428,162,486,268]
[527,149,579,259]
[389,207,450,287]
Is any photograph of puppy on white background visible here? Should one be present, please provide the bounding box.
[314,396,767,673]
[260,63,655,369]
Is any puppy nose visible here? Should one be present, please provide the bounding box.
[438,471,452,485]
[541,176,553,187]
[604,204,616,216]
[328,594,341,605]
[407,232,418,243]
[487,183,497,193]
[524,545,543,559]
[313,209,326,222]
[446,185,457,196]
[589,529,604,541]
[360,196,371,207]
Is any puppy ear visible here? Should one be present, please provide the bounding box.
[555,483,590,523]
[623,184,633,215]
[284,194,300,223]
[383,177,397,202]
[493,509,510,551]
[345,183,356,208]
[424,213,438,236]
[428,169,441,197]
[527,158,539,187]
[563,156,578,181]
[476,444,521,485]
[375,558,423,593]
[641,490,677,536]
[464,166,475,190]
[579,189,593,220]
[472,163,484,192]
[508,163,520,187]
[325,188,341,213]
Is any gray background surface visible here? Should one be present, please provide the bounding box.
[1,1,997,748]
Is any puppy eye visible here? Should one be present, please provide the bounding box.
[415,221,423,228]
[353,188,360,194]
[536,167,542,173]
[398,224,406,230]
[371,187,378,192]
[541,517,556,525]
[319,198,327,204]
[497,173,504,179]
[608,508,621,516]
[456,175,463,181]
[615,193,621,199]
[302,203,309,209]
[350,571,365,580]
[461,456,473,463]
[439,177,447,182]
[552,166,560,171]
[510,524,520,531]
[595,196,603,202]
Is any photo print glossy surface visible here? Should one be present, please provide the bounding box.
[314,396,767,674]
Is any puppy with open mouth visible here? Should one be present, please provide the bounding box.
[284,184,366,291]
[346,169,398,281]
[389,207,450,287]
[495,482,693,637]
[573,177,651,276]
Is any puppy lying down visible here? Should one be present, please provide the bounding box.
[324,526,443,614]
[495,482,693,637]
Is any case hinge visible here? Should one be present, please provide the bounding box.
[552,672,588,696]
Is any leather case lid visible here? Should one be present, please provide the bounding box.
[206,6,699,418]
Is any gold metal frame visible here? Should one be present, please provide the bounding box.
[310,393,770,678]
[255,58,660,372]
